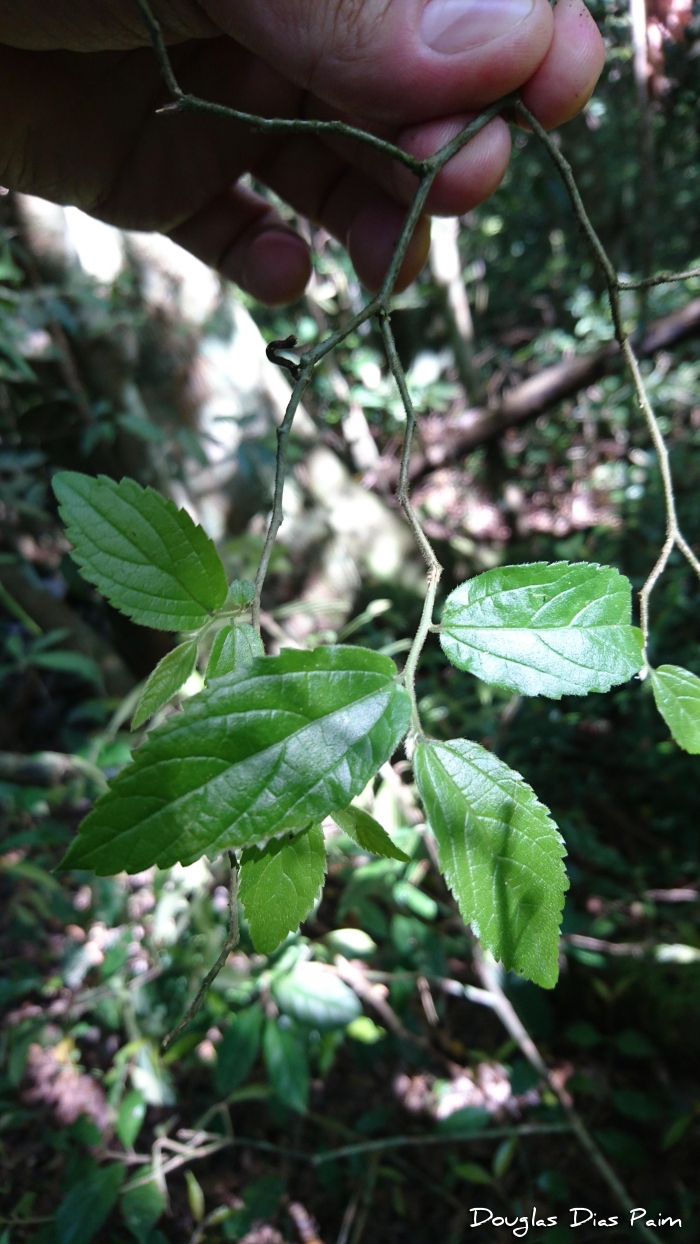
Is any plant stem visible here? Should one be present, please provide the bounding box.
[516,99,700,648]
[473,949,664,1244]
[161,852,239,1053]
[378,315,442,737]
[619,266,700,290]
[251,369,311,634]
[312,1123,570,1166]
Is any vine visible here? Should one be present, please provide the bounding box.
[134,0,700,679]
[47,5,700,1238]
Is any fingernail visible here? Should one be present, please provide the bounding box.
[421,0,534,54]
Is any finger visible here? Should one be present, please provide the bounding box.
[393,114,511,216]
[520,0,605,127]
[304,104,513,218]
[253,134,433,291]
[321,169,432,292]
[169,181,312,305]
[204,0,556,123]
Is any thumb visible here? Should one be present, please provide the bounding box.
[201,0,555,123]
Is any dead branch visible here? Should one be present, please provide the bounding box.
[367,296,700,491]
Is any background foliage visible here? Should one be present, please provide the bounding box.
[2,3,700,1241]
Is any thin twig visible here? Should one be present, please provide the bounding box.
[472,950,664,1244]
[379,316,442,738]
[121,1131,311,1196]
[252,371,312,633]
[133,40,700,1237]
[619,266,700,290]
[312,1123,570,1166]
[308,1111,474,1221]
[334,955,430,1049]
[336,1193,360,1244]
[349,1154,379,1244]
[516,99,700,647]
[135,0,507,679]
[138,0,700,660]
[136,0,423,173]
[161,852,239,1052]
[122,1139,231,1193]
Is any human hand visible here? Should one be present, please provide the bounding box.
[0,0,604,303]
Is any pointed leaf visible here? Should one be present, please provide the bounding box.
[272,960,361,1029]
[132,641,198,729]
[60,646,410,875]
[52,472,227,630]
[214,1003,264,1096]
[30,650,104,687]
[206,624,264,681]
[185,1171,205,1222]
[240,824,327,953]
[55,1162,125,1244]
[439,561,643,698]
[333,806,410,861]
[414,739,568,988]
[226,579,256,609]
[263,1018,309,1113]
[116,1089,146,1149]
[120,1173,165,1244]
[650,664,700,754]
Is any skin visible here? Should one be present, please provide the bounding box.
[0,0,605,304]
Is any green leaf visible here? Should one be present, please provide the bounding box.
[414,739,568,989]
[240,824,327,954]
[213,1004,264,1096]
[439,561,643,698]
[60,646,410,876]
[272,960,361,1029]
[661,1112,694,1151]
[650,664,700,753]
[226,1176,284,1240]
[185,1171,205,1222]
[492,1136,518,1180]
[325,928,377,958]
[454,1162,492,1185]
[132,641,198,729]
[55,1162,125,1244]
[52,472,227,630]
[332,806,410,862]
[392,879,438,920]
[120,1173,166,1244]
[346,1015,385,1043]
[206,624,264,681]
[29,650,104,688]
[435,1107,491,1135]
[116,1089,146,1149]
[226,579,256,609]
[263,1018,309,1113]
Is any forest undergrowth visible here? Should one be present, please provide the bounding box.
[2,2,700,1242]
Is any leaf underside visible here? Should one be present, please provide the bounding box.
[332,806,410,862]
[650,664,700,754]
[272,960,361,1028]
[53,471,227,630]
[440,561,643,698]
[226,579,256,609]
[240,823,327,953]
[61,646,411,876]
[415,738,568,988]
[132,640,198,729]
